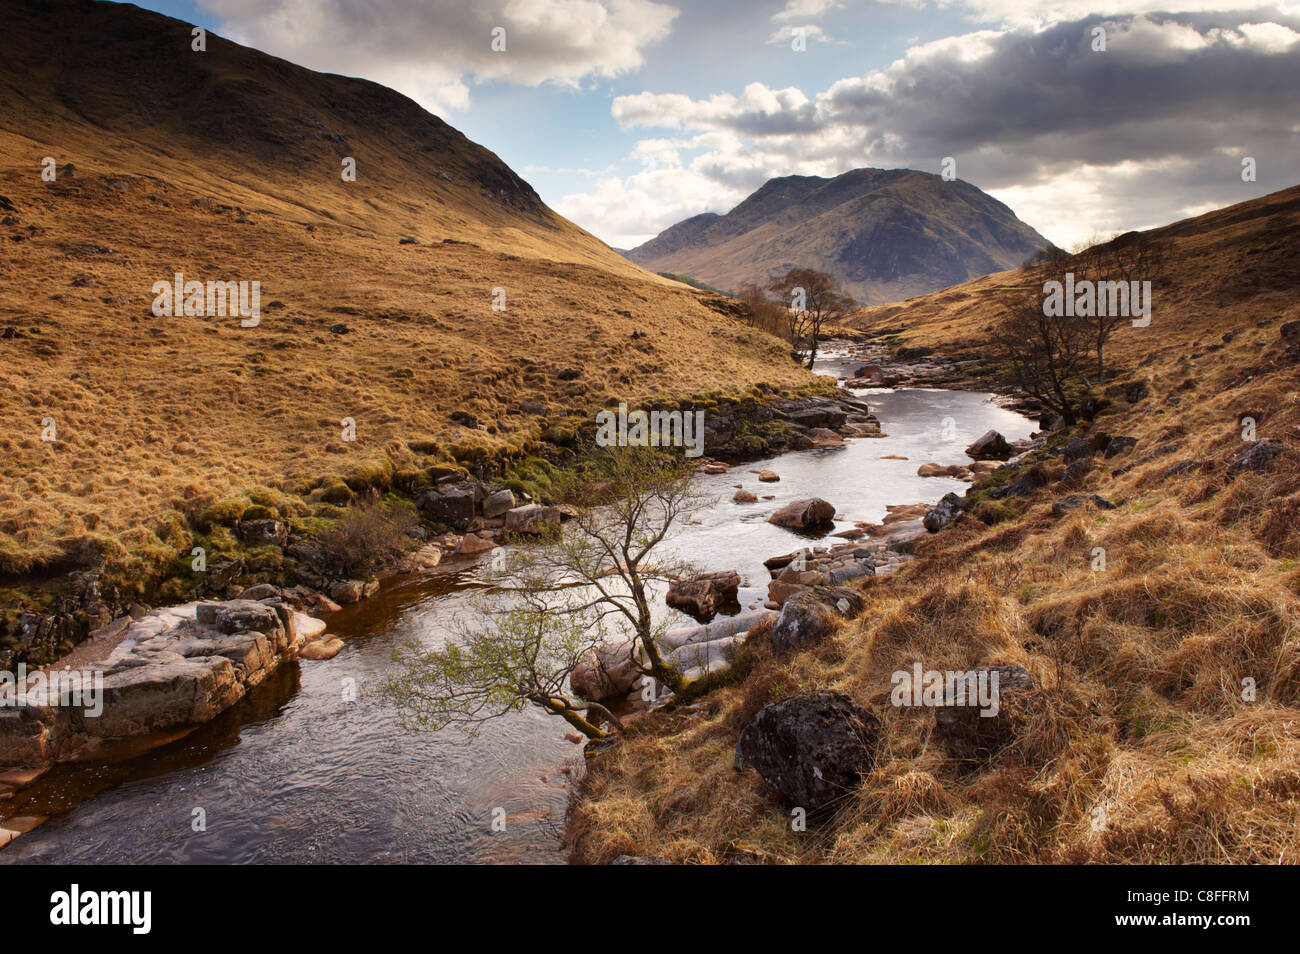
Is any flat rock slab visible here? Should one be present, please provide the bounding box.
[0,598,322,772]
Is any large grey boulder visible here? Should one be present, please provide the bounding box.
[735,691,881,811]
[768,587,863,655]
[482,489,516,519]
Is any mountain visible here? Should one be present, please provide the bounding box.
[0,0,815,579]
[626,168,1056,305]
[574,183,1300,865]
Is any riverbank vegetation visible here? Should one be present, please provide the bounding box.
[568,185,1300,864]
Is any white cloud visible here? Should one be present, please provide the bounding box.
[199,0,679,113]
[564,11,1300,250]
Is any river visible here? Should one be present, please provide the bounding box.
[0,345,1036,864]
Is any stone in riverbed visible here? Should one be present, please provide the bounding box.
[767,498,836,532]
[482,489,516,519]
[299,637,345,660]
[735,691,881,811]
[965,430,1012,461]
[666,570,740,619]
[504,503,561,535]
[733,489,757,503]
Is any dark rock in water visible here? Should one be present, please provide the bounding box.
[965,430,1012,461]
[768,497,836,532]
[934,665,1034,761]
[736,691,881,811]
[923,492,963,532]
[1052,494,1116,517]
[768,587,862,654]
[1229,439,1282,475]
[667,570,740,620]
[1104,435,1137,459]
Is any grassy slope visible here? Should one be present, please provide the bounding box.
[0,0,813,579]
[570,185,1300,864]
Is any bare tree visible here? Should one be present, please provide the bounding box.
[383,447,720,740]
[736,281,792,340]
[1064,231,1173,384]
[994,287,1094,427]
[767,268,856,368]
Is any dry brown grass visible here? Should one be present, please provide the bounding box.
[0,1,818,580]
[568,187,1300,865]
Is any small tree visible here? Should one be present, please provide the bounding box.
[1066,232,1172,384]
[383,447,718,740]
[736,281,791,340]
[994,286,1094,427]
[767,268,856,368]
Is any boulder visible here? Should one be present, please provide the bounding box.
[236,519,288,547]
[504,503,562,535]
[1228,439,1283,475]
[456,532,496,555]
[965,430,1012,461]
[299,637,344,661]
[934,665,1034,760]
[1104,436,1138,459]
[754,470,780,483]
[735,691,881,811]
[917,463,971,478]
[419,483,476,531]
[570,641,642,701]
[482,489,516,519]
[733,489,758,503]
[767,498,836,532]
[666,571,740,619]
[922,492,963,533]
[1062,436,1095,462]
[328,579,378,605]
[768,587,865,655]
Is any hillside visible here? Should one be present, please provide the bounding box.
[0,3,816,607]
[626,168,1054,306]
[571,185,1300,864]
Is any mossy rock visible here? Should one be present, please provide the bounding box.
[240,504,277,521]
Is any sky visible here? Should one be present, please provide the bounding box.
[134,0,1298,251]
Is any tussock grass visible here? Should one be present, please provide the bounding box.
[569,188,1300,865]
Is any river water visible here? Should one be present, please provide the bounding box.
[0,345,1036,864]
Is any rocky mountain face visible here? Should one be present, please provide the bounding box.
[627,168,1055,305]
